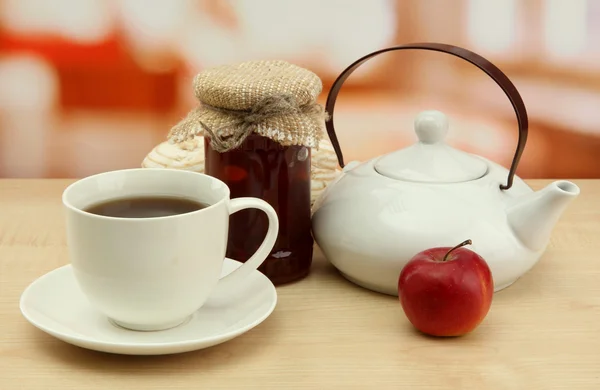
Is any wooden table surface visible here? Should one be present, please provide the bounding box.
[1,179,599,389]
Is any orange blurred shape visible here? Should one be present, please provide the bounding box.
[0,31,178,112]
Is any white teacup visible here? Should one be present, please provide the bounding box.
[62,168,279,331]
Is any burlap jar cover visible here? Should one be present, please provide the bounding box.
[168,60,328,151]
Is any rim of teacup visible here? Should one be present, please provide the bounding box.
[62,168,231,221]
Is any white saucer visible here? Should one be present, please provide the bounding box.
[20,259,277,355]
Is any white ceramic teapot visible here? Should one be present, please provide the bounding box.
[311,43,580,295]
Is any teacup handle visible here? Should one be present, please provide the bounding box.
[217,198,279,290]
[325,42,529,191]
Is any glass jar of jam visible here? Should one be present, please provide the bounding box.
[204,134,313,285]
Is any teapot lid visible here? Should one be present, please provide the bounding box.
[374,110,488,183]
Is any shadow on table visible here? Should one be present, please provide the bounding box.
[32,327,265,375]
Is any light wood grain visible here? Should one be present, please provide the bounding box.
[1,179,599,389]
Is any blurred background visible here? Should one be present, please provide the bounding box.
[0,0,599,179]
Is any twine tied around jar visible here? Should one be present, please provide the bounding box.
[168,60,328,152]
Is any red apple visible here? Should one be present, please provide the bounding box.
[398,239,493,337]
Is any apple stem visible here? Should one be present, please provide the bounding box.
[442,239,473,262]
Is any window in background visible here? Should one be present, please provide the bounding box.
[0,0,113,43]
[467,0,519,58]
[464,0,600,73]
[542,0,593,68]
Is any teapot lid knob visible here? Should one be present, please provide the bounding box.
[415,110,448,144]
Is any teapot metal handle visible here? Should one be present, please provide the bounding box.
[325,43,529,191]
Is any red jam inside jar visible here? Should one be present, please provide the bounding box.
[204,134,313,285]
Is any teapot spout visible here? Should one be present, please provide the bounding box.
[507,180,580,251]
